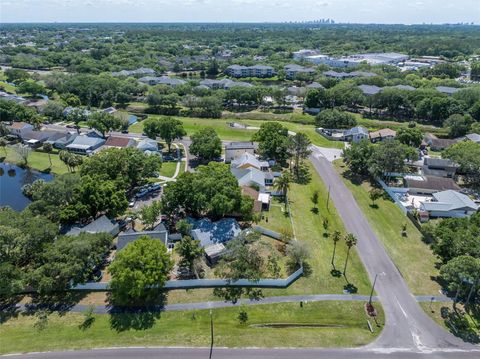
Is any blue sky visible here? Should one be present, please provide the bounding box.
[1,0,479,24]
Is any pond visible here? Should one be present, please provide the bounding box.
[0,163,53,211]
[128,115,138,125]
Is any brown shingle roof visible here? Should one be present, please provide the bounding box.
[369,128,396,139]
[10,121,30,129]
[104,136,132,148]
[405,176,460,191]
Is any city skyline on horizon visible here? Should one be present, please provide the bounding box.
[1,0,479,25]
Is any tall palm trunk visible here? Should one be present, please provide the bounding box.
[331,241,337,268]
[343,247,351,276]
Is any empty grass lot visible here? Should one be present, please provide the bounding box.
[0,301,383,354]
[3,146,69,175]
[333,159,441,295]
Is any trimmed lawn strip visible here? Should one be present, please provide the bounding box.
[0,301,383,354]
[3,146,69,175]
[158,161,177,178]
[333,160,440,295]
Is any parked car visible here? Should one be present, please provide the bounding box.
[135,189,149,198]
[149,183,161,192]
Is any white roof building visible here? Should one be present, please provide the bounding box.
[420,190,478,219]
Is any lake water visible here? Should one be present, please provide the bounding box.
[0,163,53,211]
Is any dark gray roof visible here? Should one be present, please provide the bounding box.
[117,229,168,251]
[189,217,241,247]
[65,215,119,237]
[358,84,382,96]
[424,157,459,169]
[435,86,461,95]
[225,141,256,150]
[405,176,460,192]
[393,84,416,91]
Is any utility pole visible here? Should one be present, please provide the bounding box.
[369,273,378,306]
[209,309,214,359]
[465,277,478,309]
[326,185,331,211]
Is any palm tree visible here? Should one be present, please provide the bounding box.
[343,233,358,277]
[331,230,342,268]
[0,137,7,156]
[43,142,53,168]
[275,171,292,205]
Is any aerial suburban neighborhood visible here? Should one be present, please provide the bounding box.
[0,2,480,359]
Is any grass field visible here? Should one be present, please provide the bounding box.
[3,146,69,175]
[353,114,448,137]
[130,115,344,148]
[419,302,480,342]
[333,160,441,295]
[158,161,178,178]
[0,301,383,354]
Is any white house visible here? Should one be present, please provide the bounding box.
[343,126,369,143]
[419,190,478,219]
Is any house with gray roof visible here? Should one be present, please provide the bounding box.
[422,157,459,178]
[138,76,186,87]
[231,166,267,191]
[284,64,316,80]
[393,84,416,91]
[137,138,158,152]
[65,215,120,237]
[419,190,478,219]
[306,82,325,89]
[343,126,369,143]
[224,141,256,163]
[117,228,169,251]
[465,133,480,143]
[48,132,78,149]
[358,84,382,96]
[66,134,105,154]
[435,86,461,96]
[189,217,241,247]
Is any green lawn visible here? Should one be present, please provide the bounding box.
[333,160,441,295]
[353,114,448,137]
[130,115,344,148]
[3,146,69,175]
[419,302,479,342]
[0,81,16,93]
[130,116,255,141]
[159,161,178,178]
[0,301,383,354]
[259,198,292,234]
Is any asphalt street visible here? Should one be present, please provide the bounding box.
[8,347,480,359]
[309,148,476,352]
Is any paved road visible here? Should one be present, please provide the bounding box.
[17,294,452,315]
[8,347,480,359]
[309,148,476,352]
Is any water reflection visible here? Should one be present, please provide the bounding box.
[0,163,53,211]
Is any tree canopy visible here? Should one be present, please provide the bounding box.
[109,236,173,306]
